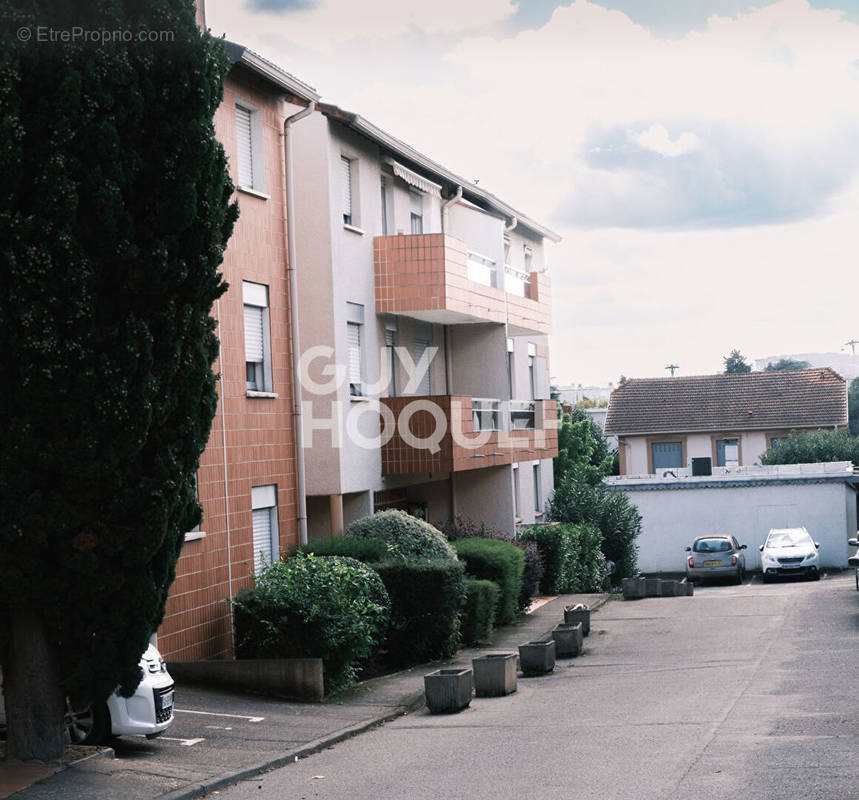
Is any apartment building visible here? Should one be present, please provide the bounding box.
[156,44,319,660]
[290,103,560,537]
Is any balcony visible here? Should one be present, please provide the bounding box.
[380,396,558,475]
[374,233,551,336]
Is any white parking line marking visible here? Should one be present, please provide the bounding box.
[160,736,205,746]
[174,709,264,723]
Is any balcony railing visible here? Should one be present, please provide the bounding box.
[503,265,531,298]
[509,400,536,430]
[467,250,497,288]
[472,398,501,432]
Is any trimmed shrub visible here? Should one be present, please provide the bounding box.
[373,559,466,666]
[548,471,641,580]
[452,538,525,625]
[345,510,456,560]
[438,514,543,609]
[293,537,388,563]
[518,523,606,594]
[460,579,500,645]
[233,555,390,693]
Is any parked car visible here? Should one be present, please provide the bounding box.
[64,643,174,744]
[759,527,820,582]
[847,536,859,591]
[685,535,747,584]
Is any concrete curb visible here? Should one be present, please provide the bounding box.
[157,593,610,800]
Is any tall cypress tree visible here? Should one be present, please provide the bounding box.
[0,0,237,759]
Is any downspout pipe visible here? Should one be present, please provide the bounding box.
[505,216,518,234]
[441,185,462,233]
[283,100,316,546]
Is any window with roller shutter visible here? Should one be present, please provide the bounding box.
[342,156,354,225]
[235,103,264,193]
[243,281,271,393]
[414,334,431,395]
[251,484,278,574]
[347,322,362,396]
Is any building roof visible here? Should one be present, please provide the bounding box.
[223,41,320,103]
[316,102,562,244]
[604,368,847,436]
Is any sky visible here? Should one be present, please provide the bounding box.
[206,0,859,386]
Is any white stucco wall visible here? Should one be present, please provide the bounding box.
[455,465,516,534]
[610,478,856,573]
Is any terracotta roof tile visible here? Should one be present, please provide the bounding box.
[604,368,847,435]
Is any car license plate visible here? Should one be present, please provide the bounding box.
[781,563,801,569]
[159,691,174,712]
[705,561,722,567]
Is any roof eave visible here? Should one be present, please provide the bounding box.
[224,41,320,103]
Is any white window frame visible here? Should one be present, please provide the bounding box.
[342,155,359,228]
[243,281,274,395]
[184,473,206,542]
[414,326,432,396]
[513,465,521,521]
[528,343,537,401]
[347,322,363,397]
[409,187,424,234]
[533,462,542,514]
[251,484,278,574]
[235,101,267,196]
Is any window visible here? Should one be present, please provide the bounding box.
[506,338,514,399]
[528,343,537,400]
[715,438,739,467]
[243,281,272,393]
[385,328,396,396]
[251,485,278,574]
[533,464,542,513]
[651,441,683,470]
[513,465,520,520]
[347,323,363,396]
[185,473,205,542]
[409,187,423,234]
[769,436,787,450]
[414,326,431,395]
[341,156,354,226]
[235,103,264,193]
[380,175,390,235]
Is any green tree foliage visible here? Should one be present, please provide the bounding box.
[554,405,617,484]
[234,555,390,693]
[723,349,752,373]
[0,0,236,758]
[518,523,606,593]
[760,430,859,468]
[848,378,859,437]
[764,358,811,371]
[344,510,456,560]
[547,474,641,580]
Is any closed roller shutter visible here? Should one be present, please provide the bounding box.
[341,156,352,223]
[252,507,272,573]
[244,305,264,365]
[347,322,362,394]
[414,337,431,395]
[236,105,253,188]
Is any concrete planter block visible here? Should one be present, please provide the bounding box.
[644,578,662,598]
[682,581,694,596]
[622,576,645,600]
[661,580,679,597]
[518,640,556,676]
[564,604,591,636]
[424,668,473,713]
[472,653,518,697]
[552,623,583,658]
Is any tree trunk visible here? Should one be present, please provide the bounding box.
[3,609,65,761]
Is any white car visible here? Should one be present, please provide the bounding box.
[759,527,820,582]
[65,643,174,744]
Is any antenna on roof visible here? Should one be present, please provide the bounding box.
[845,339,858,355]
[665,364,679,377]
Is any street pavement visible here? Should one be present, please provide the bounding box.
[210,572,859,800]
[9,592,606,799]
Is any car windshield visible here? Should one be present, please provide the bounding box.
[766,530,810,548]
[693,538,732,553]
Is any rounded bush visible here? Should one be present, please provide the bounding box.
[233,555,390,693]
[344,510,456,561]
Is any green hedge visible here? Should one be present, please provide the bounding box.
[372,558,466,667]
[460,578,499,645]
[233,555,390,693]
[344,510,456,560]
[518,523,605,594]
[452,538,524,625]
[293,537,388,562]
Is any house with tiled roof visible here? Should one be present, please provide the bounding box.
[605,368,847,475]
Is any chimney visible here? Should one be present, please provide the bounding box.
[195,0,206,30]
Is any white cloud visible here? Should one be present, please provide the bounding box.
[631,124,700,157]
